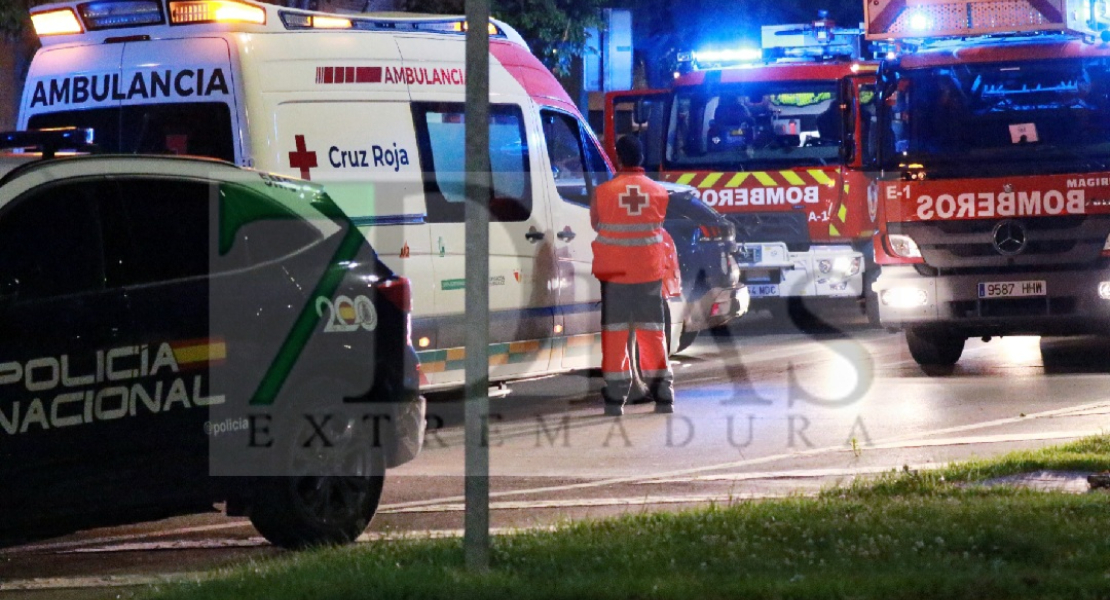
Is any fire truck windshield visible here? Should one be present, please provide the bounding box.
[879,58,1110,175]
[666,81,841,171]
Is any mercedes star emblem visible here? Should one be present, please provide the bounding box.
[992,219,1027,256]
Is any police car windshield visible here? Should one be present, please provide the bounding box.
[880,58,1110,175]
[665,81,841,171]
[26,103,235,161]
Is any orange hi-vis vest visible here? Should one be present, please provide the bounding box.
[591,167,669,284]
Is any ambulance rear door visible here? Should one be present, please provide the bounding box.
[22,38,241,163]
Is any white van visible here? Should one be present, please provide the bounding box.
[20,0,686,390]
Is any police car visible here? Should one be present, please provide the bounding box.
[0,134,425,548]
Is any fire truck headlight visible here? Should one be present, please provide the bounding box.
[1099,282,1110,300]
[833,256,861,277]
[881,288,928,308]
[887,234,922,259]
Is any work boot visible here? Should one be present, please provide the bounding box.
[653,402,674,414]
[604,402,625,417]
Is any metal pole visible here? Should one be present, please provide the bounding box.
[463,0,491,573]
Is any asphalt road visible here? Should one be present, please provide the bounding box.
[4,307,1110,598]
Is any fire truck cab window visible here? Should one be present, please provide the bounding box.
[882,59,1110,173]
[667,81,840,171]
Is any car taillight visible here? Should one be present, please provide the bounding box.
[377,276,412,313]
[698,224,727,242]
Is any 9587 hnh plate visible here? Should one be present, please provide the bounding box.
[977,280,1046,299]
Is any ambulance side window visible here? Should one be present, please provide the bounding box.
[541,110,611,208]
[0,184,104,300]
[412,102,532,223]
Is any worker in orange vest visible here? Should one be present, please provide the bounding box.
[591,135,674,416]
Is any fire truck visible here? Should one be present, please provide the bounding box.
[867,0,1110,365]
[605,16,880,321]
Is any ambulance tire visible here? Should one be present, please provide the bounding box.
[905,327,965,367]
[248,377,385,549]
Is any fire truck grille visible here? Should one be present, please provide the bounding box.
[725,212,811,250]
[893,216,1110,270]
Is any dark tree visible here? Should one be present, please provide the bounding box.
[399,0,604,76]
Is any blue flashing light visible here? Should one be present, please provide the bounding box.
[79,0,164,30]
[692,48,762,65]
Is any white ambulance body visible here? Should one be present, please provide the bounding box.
[20,0,678,390]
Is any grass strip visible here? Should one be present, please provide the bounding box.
[146,436,1110,600]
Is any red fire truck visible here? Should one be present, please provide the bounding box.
[606,17,880,321]
[867,0,1110,365]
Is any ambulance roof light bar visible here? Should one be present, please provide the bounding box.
[278,8,504,37]
[30,0,527,47]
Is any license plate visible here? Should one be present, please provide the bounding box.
[737,245,762,264]
[748,284,779,298]
[977,280,1047,299]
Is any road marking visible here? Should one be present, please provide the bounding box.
[644,463,944,484]
[0,573,205,591]
[382,399,1110,511]
[380,492,790,514]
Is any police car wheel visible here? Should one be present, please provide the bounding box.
[250,471,384,550]
[905,327,965,367]
[248,378,385,549]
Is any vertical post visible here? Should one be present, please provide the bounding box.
[463,0,491,573]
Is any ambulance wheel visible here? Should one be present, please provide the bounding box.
[905,327,965,367]
[248,378,385,549]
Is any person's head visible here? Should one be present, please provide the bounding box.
[615,134,644,169]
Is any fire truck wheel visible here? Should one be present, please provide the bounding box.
[905,327,965,366]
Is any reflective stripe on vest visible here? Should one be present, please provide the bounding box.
[596,222,664,233]
[595,233,665,247]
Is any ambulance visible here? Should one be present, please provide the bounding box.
[19,0,686,391]
[606,16,881,320]
[866,0,1110,365]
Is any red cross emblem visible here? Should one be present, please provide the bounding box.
[288,135,318,180]
[618,185,651,216]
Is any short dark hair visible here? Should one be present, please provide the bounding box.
[615,135,643,168]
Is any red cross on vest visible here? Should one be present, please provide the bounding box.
[618,185,651,216]
[289,135,318,180]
